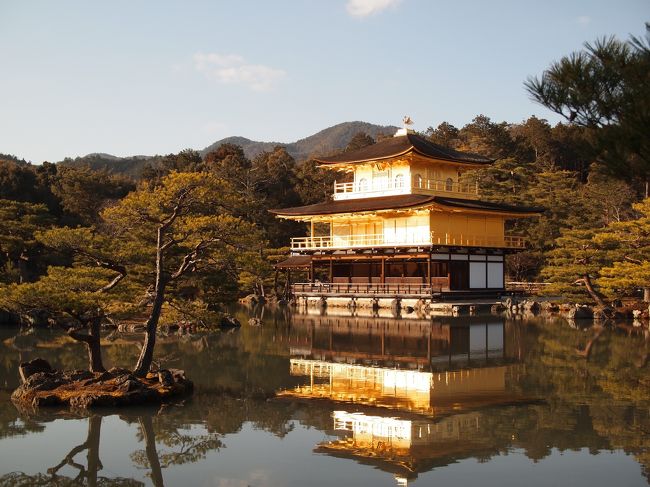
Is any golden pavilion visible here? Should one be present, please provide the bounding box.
[271,122,541,301]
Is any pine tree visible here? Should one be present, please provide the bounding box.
[596,199,650,301]
[541,229,610,305]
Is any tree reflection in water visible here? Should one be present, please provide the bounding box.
[0,413,144,486]
[130,410,222,474]
[0,408,220,487]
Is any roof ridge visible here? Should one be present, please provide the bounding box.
[316,131,494,165]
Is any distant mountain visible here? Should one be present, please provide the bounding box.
[200,121,399,160]
[58,121,398,178]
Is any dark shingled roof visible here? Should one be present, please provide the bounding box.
[270,194,543,217]
[274,255,312,268]
[315,133,494,165]
[434,196,544,214]
[270,194,437,216]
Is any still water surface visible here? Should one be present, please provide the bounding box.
[0,307,649,486]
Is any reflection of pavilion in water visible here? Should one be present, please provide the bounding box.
[284,359,514,415]
[287,311,517,371]
[279,312,526,485]
[319,410,494,486]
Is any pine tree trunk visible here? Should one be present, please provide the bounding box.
[48,414,103,482]
[86,415,102,487]
[140,415,164,487]
[87,317,105,373]
[644,288,650,303]
[68,316,105,373]
[133,227,166,377]
[582,274,606,308]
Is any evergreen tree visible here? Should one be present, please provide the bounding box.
[52,166,135,224]
[345,132,375,152]
[0,200,55,284]
[425,122,460,148]
[525,24,650,186]
[541,228,611,305]
[1,172,263,374]
[596,199,650,301]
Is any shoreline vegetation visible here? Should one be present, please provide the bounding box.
[0,24,649,409]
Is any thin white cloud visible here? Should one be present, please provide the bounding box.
[193,52,286,92]
[346,0,402,17]
[577,15,591,25]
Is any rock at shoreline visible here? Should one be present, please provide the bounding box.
[219,315,241,329]
[540,302,560,313]
[12,359,193,410]
[18,358,53,383]
[563,305,594,320]
[491,303,507,314]
[521,300,541,314]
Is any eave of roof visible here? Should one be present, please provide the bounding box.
[269,194,436,217]
[270,194,544,218]
[274,255,312,269]
[434,196,544,215]
[315,133,494,166]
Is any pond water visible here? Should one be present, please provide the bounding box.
[0,306,649,486]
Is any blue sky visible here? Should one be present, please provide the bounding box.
[0,0,647,162]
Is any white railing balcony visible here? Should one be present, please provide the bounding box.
[431,234,526,249]
[333,176,479,201]
[291,232,526,250]
[291,233,432,250]
[412,177,478,197]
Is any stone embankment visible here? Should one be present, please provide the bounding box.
[497,297,649,324]
[12,358,193,410]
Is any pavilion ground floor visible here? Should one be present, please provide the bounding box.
[276,248,508,301]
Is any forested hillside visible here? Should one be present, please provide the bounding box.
[200,121,398,160]
[57,121,398,178]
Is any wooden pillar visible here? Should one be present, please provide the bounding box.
[381,257,386,284]
[310,260,315,284]
[427,252,432,286]
[286,269,292,298]
[329,258,333,283]
[310,220,315,247]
